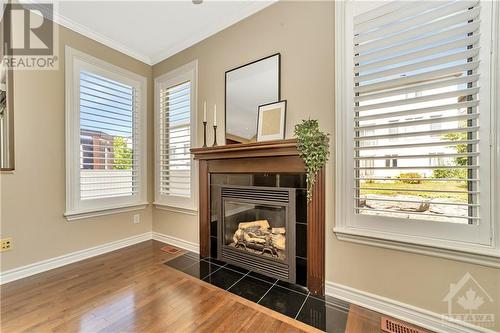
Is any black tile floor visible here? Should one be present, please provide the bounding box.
[165,252,350,332]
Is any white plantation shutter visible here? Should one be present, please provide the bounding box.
[155,60,197,210]
[353,0,482,224]
[79,71,140,200]
[159,81,192,198]
[65,47,147,219]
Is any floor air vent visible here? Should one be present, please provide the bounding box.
[381,317,428,333]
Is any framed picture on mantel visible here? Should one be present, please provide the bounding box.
[256,100,286,142]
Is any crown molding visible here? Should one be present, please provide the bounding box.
[22,1,277,66]
[54,11,153,65]
[20,1,152,65]
[149,1,277,65]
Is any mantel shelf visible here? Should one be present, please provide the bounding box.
[191,139,299,160]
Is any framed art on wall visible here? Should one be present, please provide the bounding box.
[256,100,286,142]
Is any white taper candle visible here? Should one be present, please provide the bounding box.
[203,101,207,122]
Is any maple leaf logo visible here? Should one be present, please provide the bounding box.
[457,288,484,312]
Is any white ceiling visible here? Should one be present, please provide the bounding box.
[48,1,274,65]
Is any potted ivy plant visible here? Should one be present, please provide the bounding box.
[294,119,330,201]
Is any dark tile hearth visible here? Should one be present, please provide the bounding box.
[202,256,226,266]
[276,279,309,295]
[164,252,349,332]
[248,270,278,284]
[259,284,308,318]
[297,295,327,328]
[228,275,273,302]
[202,267,244,289]
[182,259,222,279]
[296,296,349,332]
[164,254,199,271]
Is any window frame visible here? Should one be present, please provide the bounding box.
[64,46,148,220]
[0,66,15,172]
[334,1,500,266]
[154,60,198,212]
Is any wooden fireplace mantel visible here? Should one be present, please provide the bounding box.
[191,139,326,296]
[191,139,300,160]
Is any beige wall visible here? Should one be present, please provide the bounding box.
[0,2,498,330]
[0,24,154,272]
[152,0,334,244]
[152,1,499,330]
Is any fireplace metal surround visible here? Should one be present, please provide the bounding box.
[217,185,296,282]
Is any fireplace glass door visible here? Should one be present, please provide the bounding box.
[217,185,296,282]
[223,200,287,261]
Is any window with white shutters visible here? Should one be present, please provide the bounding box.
[155,61,197,210]
[65,47,147,219]
[79,71,139,200]
[159,82,192,198]
[353,0,481,224]
[335,1,498,252]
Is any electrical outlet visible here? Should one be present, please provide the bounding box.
[133,214,140,224]
[1,238,13,251]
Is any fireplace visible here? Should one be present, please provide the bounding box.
[192,139,326,295]
[217,185,296,283]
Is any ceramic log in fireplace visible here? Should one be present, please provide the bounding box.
[217,185,296,282]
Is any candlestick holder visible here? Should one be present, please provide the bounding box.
[212,125,218,147]
[202,121,207,148]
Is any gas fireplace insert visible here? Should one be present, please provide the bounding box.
[217,185,296,283]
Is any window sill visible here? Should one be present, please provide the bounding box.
[153,202,198,216]
[334,227,500,269]
[64,203,149,222]
[153,203,198,216]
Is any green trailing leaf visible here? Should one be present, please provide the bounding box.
[294,119,330,201]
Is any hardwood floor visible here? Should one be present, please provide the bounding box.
[0,240,426,332]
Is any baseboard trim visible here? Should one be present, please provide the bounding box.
[152,231,199,254]
[0,232,152,285]
[3,234,493,333]
[325,281,496,333]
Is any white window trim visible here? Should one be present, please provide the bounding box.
[154,60,198,212]
[333,1,500,268]
[64,46,148,220]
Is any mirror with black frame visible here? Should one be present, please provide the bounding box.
[225,53,280,145]
[1,15,14,171]
[0,63,14,171]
